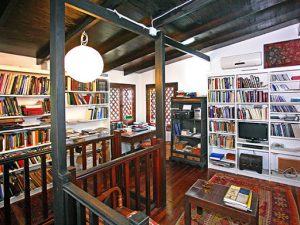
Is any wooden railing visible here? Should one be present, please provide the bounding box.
[0,135,114,225]
[62,138,163,225]
[63,183,149,225]
[72,138,163,216]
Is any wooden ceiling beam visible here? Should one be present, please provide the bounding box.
[152,0,216,28]
[36,0,123,64]
[0,0,18,26]
[123,6,300,75]
[105,0,287,71]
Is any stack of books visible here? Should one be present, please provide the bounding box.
[236,90,268,102]
[209,121,235,133]
[237,106,268,120]
[224,185,253,211]
[209,134,235,149]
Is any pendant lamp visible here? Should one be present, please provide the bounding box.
[65,31,104,83]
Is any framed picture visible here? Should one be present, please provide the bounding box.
[264,38,300,68]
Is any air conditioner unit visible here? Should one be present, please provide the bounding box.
[220,52,262,70]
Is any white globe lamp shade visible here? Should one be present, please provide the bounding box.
[65,45,104,83]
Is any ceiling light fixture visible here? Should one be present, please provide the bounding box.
[65,31,104,83]
[182,37,195,45]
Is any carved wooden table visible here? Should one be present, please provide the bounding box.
[184,179,258,225]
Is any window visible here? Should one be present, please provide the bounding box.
[146,83,178,129]
[110,83,136,123]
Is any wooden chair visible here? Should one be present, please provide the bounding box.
[94,186,159,225]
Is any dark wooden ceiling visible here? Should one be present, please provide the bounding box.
[1,0,299,75]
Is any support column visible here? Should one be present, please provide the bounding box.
[50,0,70,224]
[155,32,166,207]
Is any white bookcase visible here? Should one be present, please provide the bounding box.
[0,65,111,205]
[207,68,300,187]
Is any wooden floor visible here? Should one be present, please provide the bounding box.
[153,161,300,225]
[152,161,214,225]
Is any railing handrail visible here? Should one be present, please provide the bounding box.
[66,134,114,148]
[63,182,131,225]
[0,148,52,164]
[76,144,161,180]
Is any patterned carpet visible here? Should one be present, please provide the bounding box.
[176,173,300,225]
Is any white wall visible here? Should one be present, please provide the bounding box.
[210,23,300,74]
[135,57,211,122]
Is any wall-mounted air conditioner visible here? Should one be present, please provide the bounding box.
[220,52,262,70]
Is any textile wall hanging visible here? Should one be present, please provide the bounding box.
[264,38,300,68]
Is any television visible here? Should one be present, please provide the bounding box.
[238,122,268,142]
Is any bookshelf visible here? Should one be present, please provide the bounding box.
[0,65,111,204]
[170,97,207,167]
[208,69,300,187]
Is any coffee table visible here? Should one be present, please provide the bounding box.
[184,179,258,225]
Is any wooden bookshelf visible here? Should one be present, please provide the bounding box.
[170,97,207,168]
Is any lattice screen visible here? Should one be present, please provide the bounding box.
[149,86,176,126]
[110,88,120,121]
[122,88,134,118]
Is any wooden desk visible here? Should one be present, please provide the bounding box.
[184,179,258,225]
[121,129,156,151]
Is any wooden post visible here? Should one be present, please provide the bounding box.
[50,0,70,224]
[155,31,166,207]
[113,130,122,159]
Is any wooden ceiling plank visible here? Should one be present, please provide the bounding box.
[0,0,19,26]
[123,6,300,75]
[153,0,216,27]
[36,16,98,64]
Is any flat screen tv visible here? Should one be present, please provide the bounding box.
[238,122,268,142]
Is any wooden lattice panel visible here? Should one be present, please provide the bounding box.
[149,86,176,126]
[122,88,133,118]
[110,88,120,121]
[149,88,156,123]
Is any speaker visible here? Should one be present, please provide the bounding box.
[239,153,263,174]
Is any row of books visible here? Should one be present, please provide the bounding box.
[0,73,50,95]
[208,77,234,90]
[0,154,52,173]
[236,90,268,103]
[66,93,108,105]
[0,97,22,116]
[208,106,235,119]
[270,95,286,102]
[271,123,300,138]
[209,134,235,149]
[236,75,264,89]
[0,167,53,201]
[0,97,51,117]
[65,76,108,92]
[271,84,289,91]
[224,185,253,211]
[270,73,290,81]
[271,105,298,113]
[209,121,235,133]
[208,91,235,103]
[0,128,51,151]
[237,106,268,120]
[86,107,109,120]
